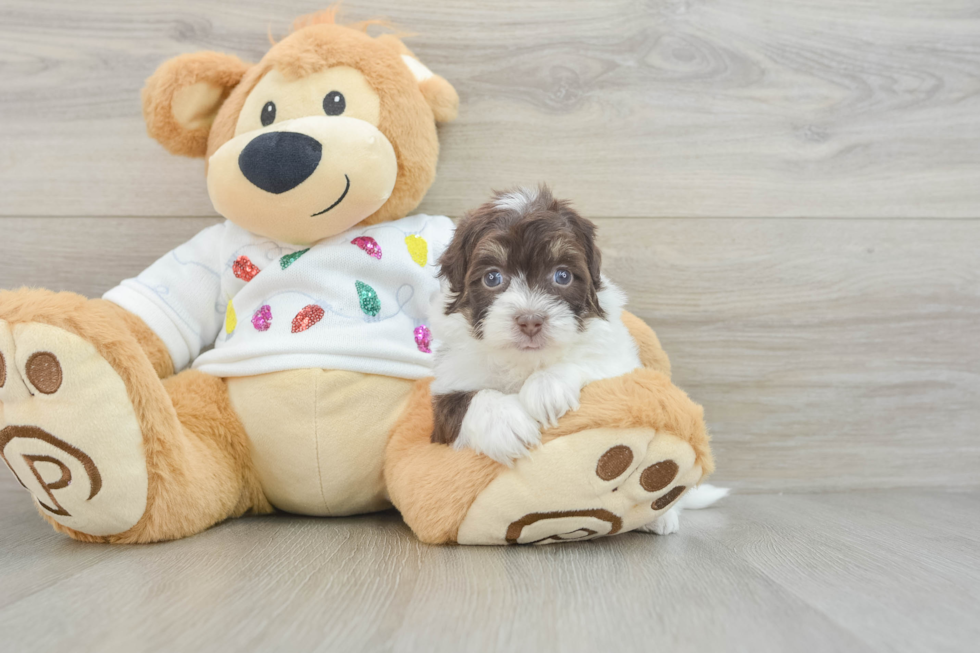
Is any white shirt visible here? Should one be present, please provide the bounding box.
[105,214,455,379]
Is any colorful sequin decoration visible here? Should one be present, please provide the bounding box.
[351,236,382,260]
[232,255,260,282]
[355,281,381,317]
[251,305,273,332]
[414,324,432,353]
[280,248,310,270]
[224,300,237,334]
[405,235,428,267]
[291,304,324,333]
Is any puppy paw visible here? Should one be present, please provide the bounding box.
[455,390,541,464]
[518,369,581,428]
[637,507,681,535]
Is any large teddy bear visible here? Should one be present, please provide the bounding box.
[0,11,713,545]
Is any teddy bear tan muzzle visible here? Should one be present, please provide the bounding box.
[207,115,398,245]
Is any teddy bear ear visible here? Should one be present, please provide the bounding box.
[399,54,459,123]
[376,33,459,124]
[142,52,251,158]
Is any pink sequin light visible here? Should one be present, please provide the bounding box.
[351,236,382,260]
[251,305,273,331]
[414,324,432,353]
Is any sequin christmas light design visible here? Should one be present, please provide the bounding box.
[225,300,237,334]
[252,305,273,331]
[355,281,381,316]
[351,236,382,259]
[414,324,432,353]
[404,235,428,267]
[291,304,325,333]
[280,248,309,270]
[232,255,261,282]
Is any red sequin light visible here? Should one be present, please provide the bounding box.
[232,255,261,282]
[291,304,325,333]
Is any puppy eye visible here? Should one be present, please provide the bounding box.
[323,91,346,116]
[554,268,572,286]
[261,101,276,126]
[484,271,504,288]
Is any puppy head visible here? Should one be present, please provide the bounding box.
[439,185,605,352]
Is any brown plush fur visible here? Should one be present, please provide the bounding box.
[145,8,458,225]
[142,51,251,158]
[541,370,714,476]
[621,310,671,377]
[386,379,503,544]
[98,299,174,378]
[386,310,710,544]
[0,288,271,543]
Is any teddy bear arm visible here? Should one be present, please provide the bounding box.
[94,299,174,378]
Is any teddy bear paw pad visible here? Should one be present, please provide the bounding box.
[0,321,148,536]
[456,426,702,545]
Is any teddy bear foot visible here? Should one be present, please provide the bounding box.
[0,319,149,537]
[455,426,704,545]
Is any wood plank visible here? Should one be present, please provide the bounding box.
[2,1,980,218]
[0,217,222,298]
[2,216,978,492]
[600,217,980,492]
[718,491,980,653]
[0,474,976,652]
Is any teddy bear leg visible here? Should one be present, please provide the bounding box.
[0,295,270,543]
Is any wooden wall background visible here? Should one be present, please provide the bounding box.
[0,0,977,493]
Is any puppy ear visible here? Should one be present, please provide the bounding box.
[585,234,605,318]
[438,215,474,308]
[561,205,605,319]
[142,52,251,158]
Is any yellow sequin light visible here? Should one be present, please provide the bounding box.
[225,299,237,334]
[405,235,428,267]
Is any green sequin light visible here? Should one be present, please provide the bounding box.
[280,248,309,270]
[355,280,381,317]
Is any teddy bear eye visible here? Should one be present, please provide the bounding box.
[260,101,276,126]
[323,91,346,116]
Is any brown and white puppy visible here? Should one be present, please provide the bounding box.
[429,186,641,463]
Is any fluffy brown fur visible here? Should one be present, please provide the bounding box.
[438,187,604,337]
[98,299,174,378]
[541,369,714,476]
[430,391,476,445]
[387,310,710,544]
[385,379,503,544]
[0,288,271,543]
[621,310,671,377]
[142,51,251,158]
[145,7,458,225]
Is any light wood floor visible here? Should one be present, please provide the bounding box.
[1,473,976,653]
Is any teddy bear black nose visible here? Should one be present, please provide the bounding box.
[238,131,323,194]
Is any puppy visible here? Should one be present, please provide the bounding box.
[429,185,641,463]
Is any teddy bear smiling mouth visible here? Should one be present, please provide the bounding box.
[310,174,351,217]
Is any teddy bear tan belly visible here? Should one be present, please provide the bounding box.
[226,369,414,516]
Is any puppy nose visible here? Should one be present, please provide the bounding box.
[238,132,322,194]
[516,315,544,337]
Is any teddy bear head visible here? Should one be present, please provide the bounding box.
[142,9,458,245]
